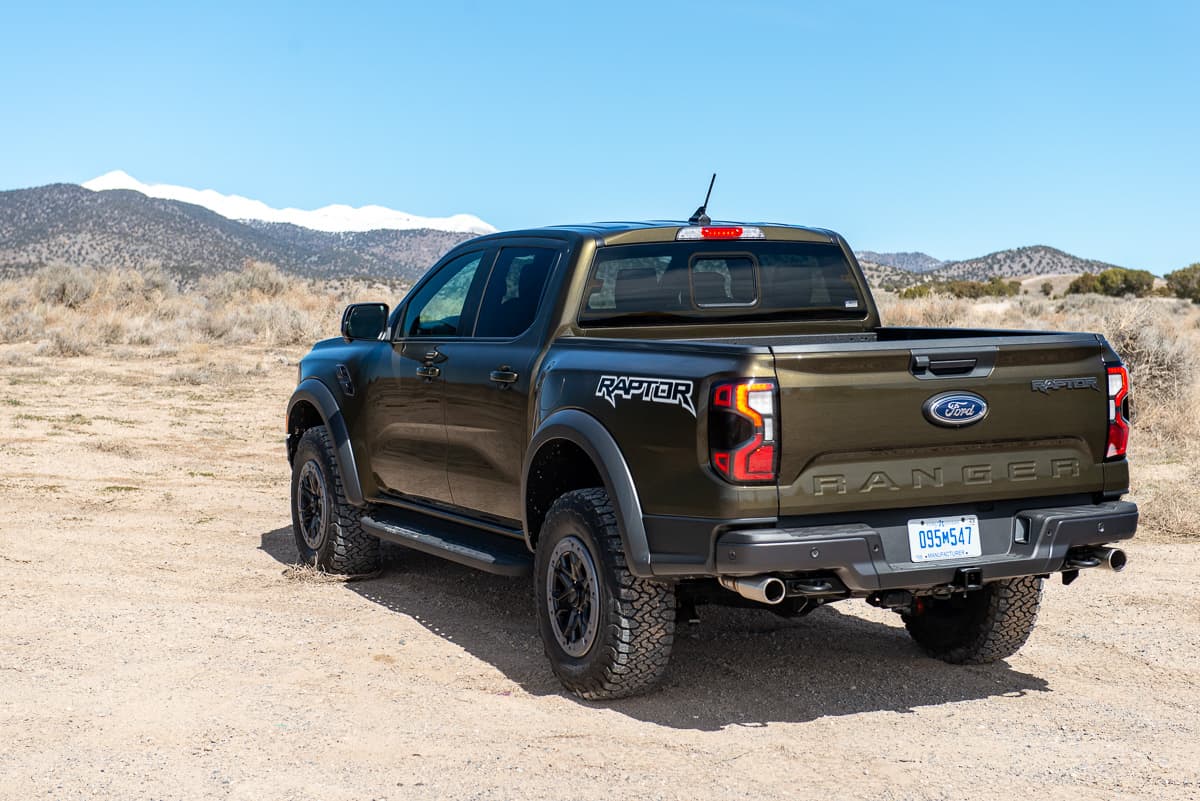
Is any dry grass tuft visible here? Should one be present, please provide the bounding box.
[1133,461,1200,542]
[281,563,380,583]
[88,440,137,458]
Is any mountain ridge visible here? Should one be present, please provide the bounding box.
[855,250,944,273]
[0,180,1130,288]
[0,183,474,282]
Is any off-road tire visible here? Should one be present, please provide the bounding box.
[535,488,675,700]
[290,426,380,575]
[903,576,1043,664]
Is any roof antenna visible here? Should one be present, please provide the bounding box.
[688,173,717,225]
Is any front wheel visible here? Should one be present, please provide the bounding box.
[902,576,1043,664]
[535,488,675,700]
[290,426,380,575]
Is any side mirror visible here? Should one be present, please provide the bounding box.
[341,303,390,341]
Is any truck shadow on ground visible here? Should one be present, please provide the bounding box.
[261,526,1050,731]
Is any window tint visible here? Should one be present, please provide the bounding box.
[691,257,756,307]
[586,255,672,312]
[401,251,485,338]
[473,247,557,338]
[581,241,864,325]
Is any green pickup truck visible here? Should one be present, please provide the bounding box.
[286,220,1137,699]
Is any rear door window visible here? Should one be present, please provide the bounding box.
[473,247,558,338]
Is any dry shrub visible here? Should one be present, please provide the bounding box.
[1133,462,1200,542]
[0,348,33,366]
[1103,302,1197,406]
[876,294,973,327]
[97,266,178,308]
[168,366,214,386]
[1138,481,1200,541]
[35,264,96,308]
[38,330,90,357]
[199,260,290,301]
[168,361,269,386]
[0,261,404,351]
[0,309,45,342]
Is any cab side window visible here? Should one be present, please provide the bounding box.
[400,251,486,338]
[473,247,557,338]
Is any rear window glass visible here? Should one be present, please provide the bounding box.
[580,241,865,326]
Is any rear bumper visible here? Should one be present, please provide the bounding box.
[655,500,1137,593]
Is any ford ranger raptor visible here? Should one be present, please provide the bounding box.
[286,219,1136,699]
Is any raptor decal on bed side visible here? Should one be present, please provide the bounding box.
[595,375,696,417]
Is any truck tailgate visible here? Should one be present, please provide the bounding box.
[771,333,1111,515]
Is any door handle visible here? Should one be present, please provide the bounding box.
[424,350,448,364]
[490,367,519,385]
[416,365,441,380]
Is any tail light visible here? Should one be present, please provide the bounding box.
[710,379,778,483]
[1106,365,1130,459]
[676,226,766,240]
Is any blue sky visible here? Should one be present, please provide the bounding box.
[1,1,1197,272]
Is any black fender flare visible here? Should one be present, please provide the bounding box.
[286,378,366,507]
[523,409,653,578]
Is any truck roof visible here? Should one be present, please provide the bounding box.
[466,220,842,247]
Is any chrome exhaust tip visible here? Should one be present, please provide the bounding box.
[1099,547,1128,572]
[719,575,787,605]
[1065,546,1129,573]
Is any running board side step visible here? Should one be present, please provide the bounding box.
[361,510,532,577]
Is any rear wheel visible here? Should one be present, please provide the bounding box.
[902,576,1043,664]
[535,488,675,700]
[290,426,380,575]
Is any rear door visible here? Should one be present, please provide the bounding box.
[438,243,563,523]
[771,333,1110,516]
[362,248,492,503]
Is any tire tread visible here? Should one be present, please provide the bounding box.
[539,488,675,700]
[293,426,380,575]
[904,576,1043,664]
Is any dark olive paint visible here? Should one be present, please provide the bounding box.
[287,220,1134,583]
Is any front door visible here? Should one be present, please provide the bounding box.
[363,248,491,504]
[439,245,561,523]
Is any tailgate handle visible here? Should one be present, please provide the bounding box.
[911,355,979,376]
[929,357,977,375]
[910,347,997,380]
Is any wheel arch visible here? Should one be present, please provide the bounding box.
[286,378,366,507]
[523,409,652,578]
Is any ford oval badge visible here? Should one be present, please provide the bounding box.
[923,391,988,428]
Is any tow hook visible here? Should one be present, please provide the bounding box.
[867,589,913,610]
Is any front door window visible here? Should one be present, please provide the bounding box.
[401,251,486,338]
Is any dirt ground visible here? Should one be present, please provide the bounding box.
[1,344,1198,801]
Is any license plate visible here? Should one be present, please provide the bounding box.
[907,515,982,562]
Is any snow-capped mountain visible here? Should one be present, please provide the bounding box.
[82,170,496,235]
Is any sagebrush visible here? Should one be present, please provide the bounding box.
[0,261,406,352]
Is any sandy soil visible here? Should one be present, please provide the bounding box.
[1,344,1198,801]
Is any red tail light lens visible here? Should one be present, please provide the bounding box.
[710,379,778,483]
[701,226,743,239]
[1106,365,1130,459]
